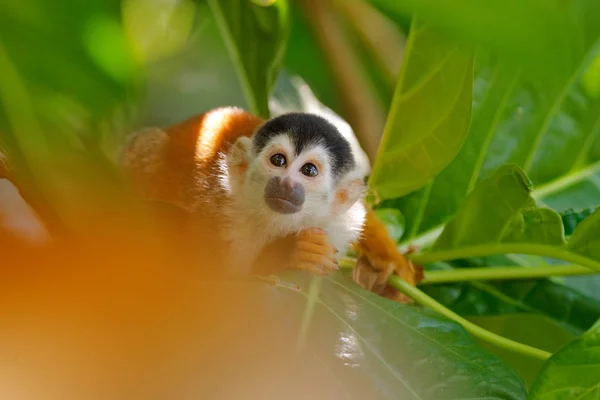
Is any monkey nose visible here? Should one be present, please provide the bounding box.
[281,176,297,194]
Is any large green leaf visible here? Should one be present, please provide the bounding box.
[279,272,527,400]
[382,17,600,246]
[415,165,600,271]
[528,319,600,399]
[368,18,474,200]
[208,0,289,118]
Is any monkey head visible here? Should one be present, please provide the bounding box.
[224,113,365,232]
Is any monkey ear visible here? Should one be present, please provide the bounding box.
[332,174,366,214]
[226,136,253,176]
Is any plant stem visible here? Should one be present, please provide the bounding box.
[410,243,600,272]
[421,264,596,284]
[389,276,552,361]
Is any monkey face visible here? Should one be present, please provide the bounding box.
[256,135,333,219]
[223,113,366,234]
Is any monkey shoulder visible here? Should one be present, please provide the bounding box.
[121,107,264,210]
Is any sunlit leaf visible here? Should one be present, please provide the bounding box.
[368,18,474,200]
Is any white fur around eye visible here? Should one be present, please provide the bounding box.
[262,135,295,162]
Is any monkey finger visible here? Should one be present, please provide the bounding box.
[294,252,338,272]
[352,257,379,291]
[298,229,328,246]
[296,241,337,263]
[353,256,391,294]
[301,232,338,257]
[364,256,395,286]
[374,261,395,286]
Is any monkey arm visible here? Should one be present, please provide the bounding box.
[352,206,423,302]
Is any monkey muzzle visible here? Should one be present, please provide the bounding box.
[264,176,305,214]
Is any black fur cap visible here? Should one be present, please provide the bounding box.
[252,113,356,178]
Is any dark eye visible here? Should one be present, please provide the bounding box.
[270,153,286,167]
[300,163,318,177]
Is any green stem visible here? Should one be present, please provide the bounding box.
[410,243,600,272]
[389,276,552,361]
[421,264,596,285]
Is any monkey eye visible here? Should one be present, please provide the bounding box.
[270,153,287,167]
[300,163,318,177]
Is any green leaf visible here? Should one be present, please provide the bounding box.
[0,0,138,233]
[282,272,527,400]
[0,0,136,141]
[208,0,289,118]
[422,261,600,335]
[566,207,600,261]
[528,319,600,399]
[140,5,248,127]
[414,165,600,271]
[561,206,599,236]
[433,165,565,250]
[122,0,197,64]
[383,19,600,246]
[368,18,474,200]
[468,314,576,388]
[368,0,586,82]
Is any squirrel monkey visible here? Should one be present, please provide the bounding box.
[120,107,422,300]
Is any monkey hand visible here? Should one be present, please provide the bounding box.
[289,228,339,276]
[353,246,423,304]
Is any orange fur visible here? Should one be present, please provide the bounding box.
[356,208,422,285]
[123,107,264,210]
